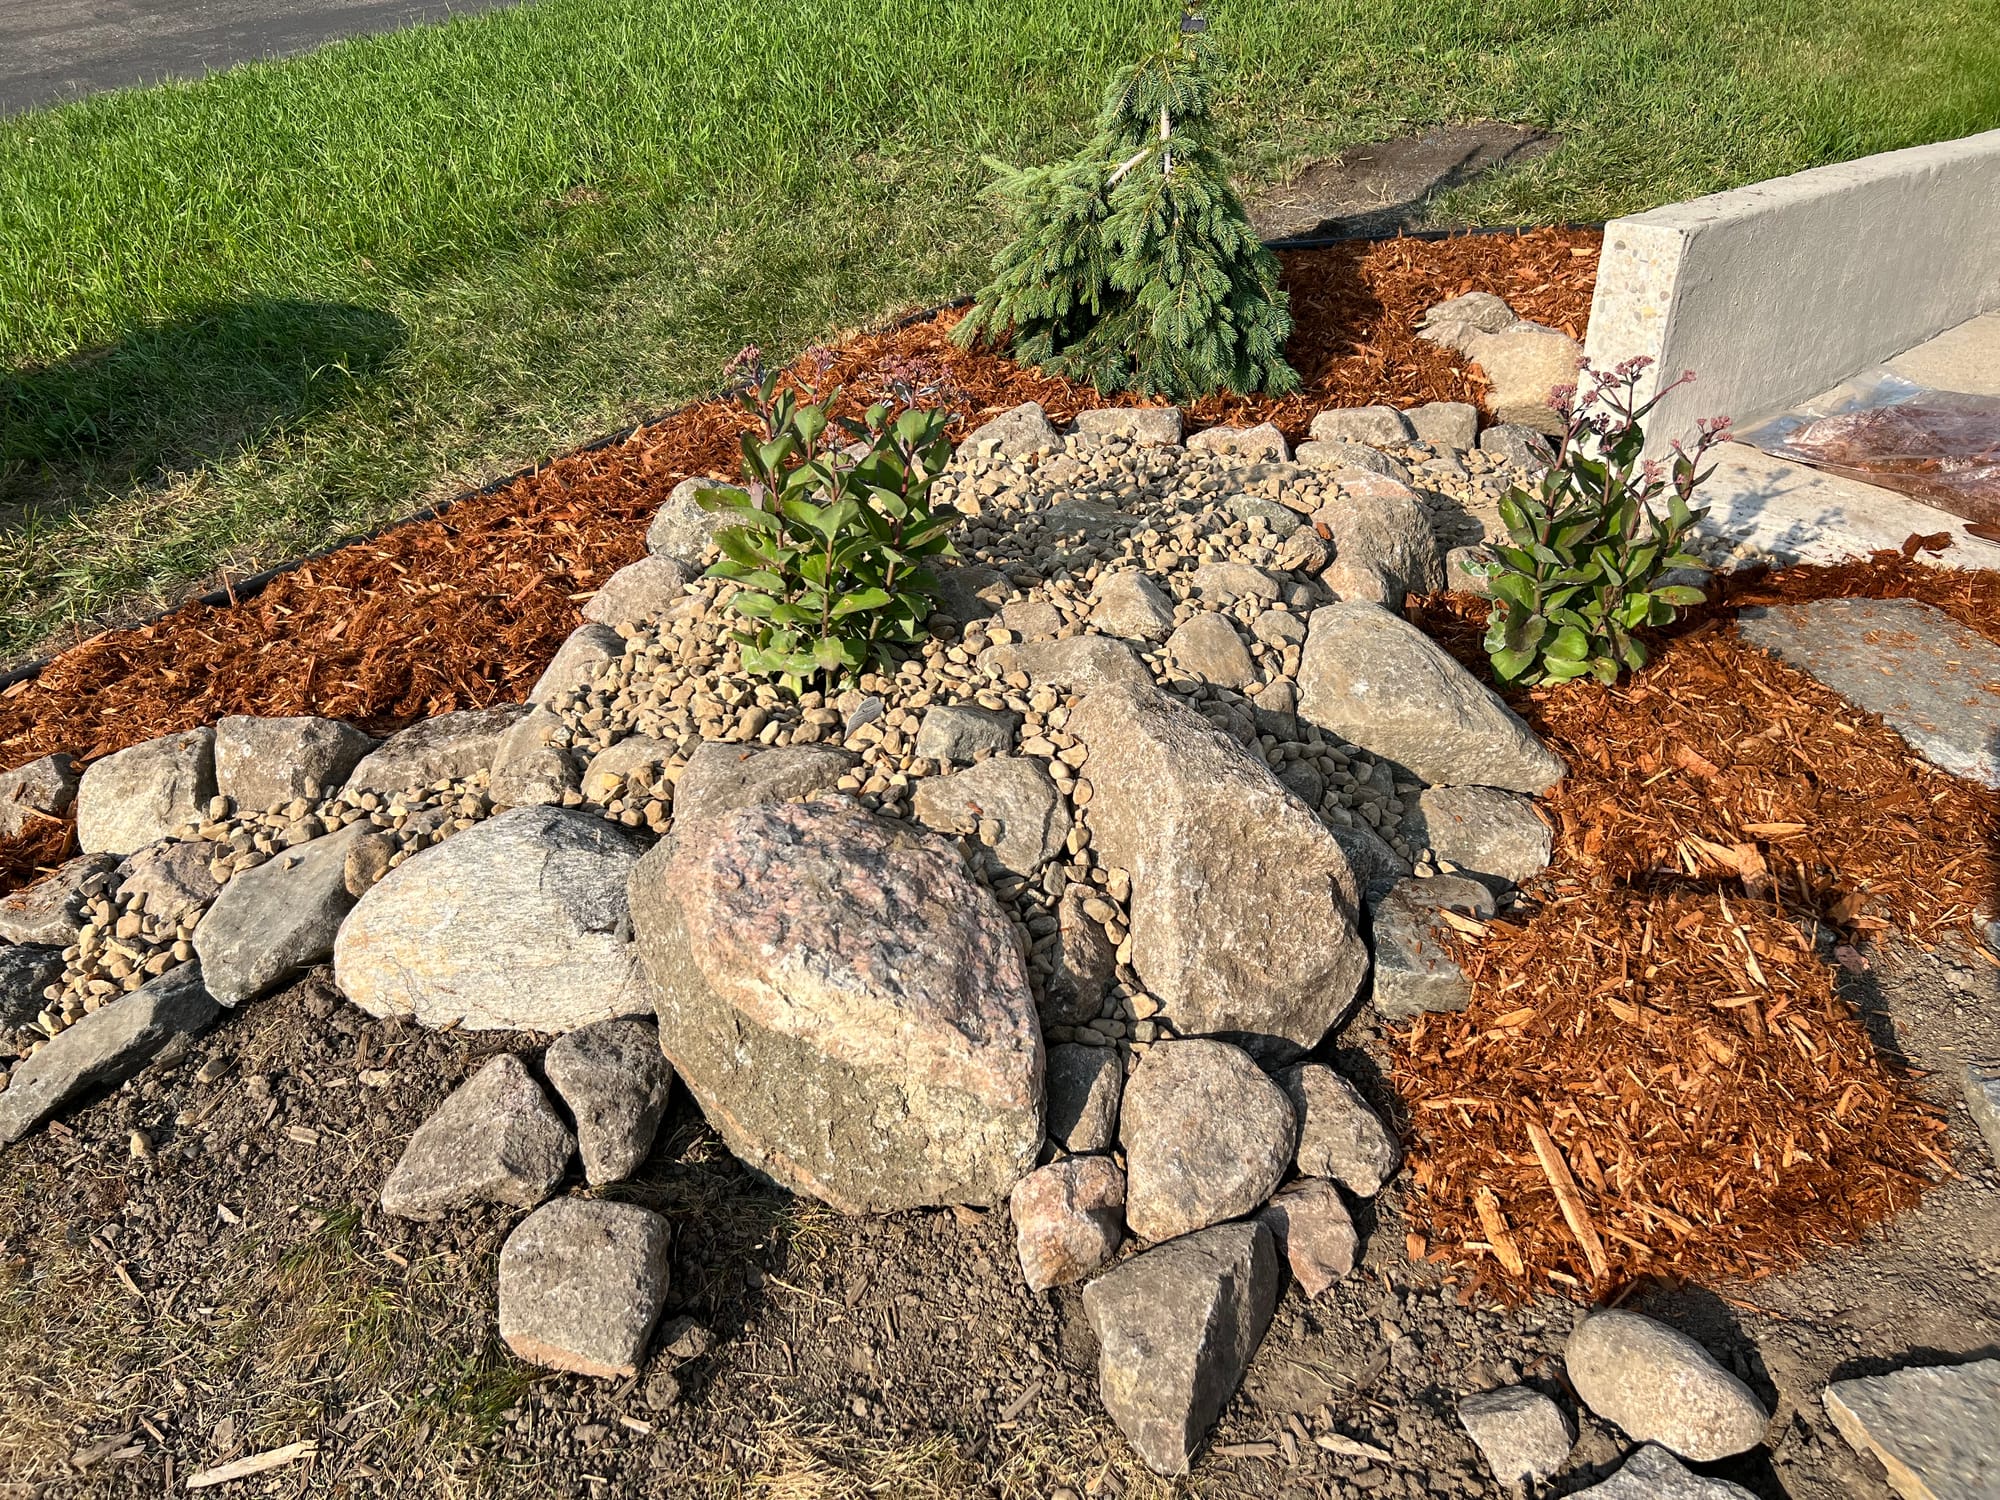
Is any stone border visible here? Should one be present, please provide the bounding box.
[1584,128,2000,456]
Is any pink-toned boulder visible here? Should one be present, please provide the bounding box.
[628,800,1043,1213]
[1256,1179,1359,1295]
[1011,1156,1126,1292]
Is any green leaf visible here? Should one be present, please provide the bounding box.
[830,587,894,619]
[1546,625,1591,661]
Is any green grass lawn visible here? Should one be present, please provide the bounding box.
[2,0,1996,662]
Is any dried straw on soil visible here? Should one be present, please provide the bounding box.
[0,229,1599,889]
[1394,552,1999,1299]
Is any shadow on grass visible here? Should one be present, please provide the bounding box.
[0,297,404,522]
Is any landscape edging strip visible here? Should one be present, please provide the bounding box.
[0,224,1600,694]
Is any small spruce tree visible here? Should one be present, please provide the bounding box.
[954,4,1298,401]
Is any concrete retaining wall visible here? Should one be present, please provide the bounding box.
[1585,129,2000,455]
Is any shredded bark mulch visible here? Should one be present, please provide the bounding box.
[1393,549,2000,1298]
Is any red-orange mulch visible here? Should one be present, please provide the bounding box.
[1393,550,2000,1300]
[0,228,1601,888]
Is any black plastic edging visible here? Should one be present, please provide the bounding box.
[0,226,1595,693]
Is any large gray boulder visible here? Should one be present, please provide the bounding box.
[1119,1039,1294,1242]
[582,556,692,632]
[1823,1358,2000,1500]
[1315,480,1444,598]
[980,635,1152,695]
[1067,680,1368,1058]
[0,966,219,1146]
[487,706,582,809]
[1165,613,1257,689]
[544,1018,676,1186]
[1073,407,1183,447]
[913,704,1019,764]
[1297,603,1564,793]
[379,1053,574,1220]
[669,742,857,829]
[1569,1445,1755,1499]
[1406,785,1552,886]
[1187,422,1289,464]
[498,1198,672,1379]
[0,854,116,946]
[1278,1062,1400,1196]
[629,799,1043,1213]
[1255,1178,1357,1295]
[530,623,625,705]
[212,715,374,811]
[648,476,746,567]
[0,754,78,838]
[195,822,373,1006]
[962,401,1059,458]
[342,704,531,799]
[911,756,1069,878]
[1566,1310,1769,1461]
[1309,406,1412,447]
[74,728,215,855]
[334,805,647,1032]
[1089,571,1176,642]
[1083,1220,1282,1476]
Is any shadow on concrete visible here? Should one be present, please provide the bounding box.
[1,296,404,525]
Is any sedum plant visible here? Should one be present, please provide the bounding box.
[1483,358,1731,687]
[699,356,955,693]
[953,4,1297,401]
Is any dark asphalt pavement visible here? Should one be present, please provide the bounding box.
[1,0,522,115]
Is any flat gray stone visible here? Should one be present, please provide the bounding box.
[544,1018,676,1186]
[1068,680,1368,1058]
[1187,422,1289,465]
[933,562,1011,624]
[1738,598,2000,788]
[1479,423,1555,468]
[1823,1357,2000,1500]
[1119,1039,1295,1242]
[1296,442,1414,483]
[334,805,647,1032]
[1073,407,1183,446]
[911,756,1069,880]
[1255,1178,1357,1296]
[1570,1444,1756,1499]
[981,634,1152,695]
[648,476,746,567]
[1045,1042,1123,1154]
[1966,1063,2000,1165]
[1189,562,1282,605]
[1011,1155,1125,1292]
[379,1053,574,1220]
[114,839,222,923]
[74,728,215,855]
[1297,602,1565,794]
[530,623,625,705]
[342,704,531,799]
[999,597,1065,641]
[1458,1385,1575,1484]
[1165,612,1257,690]
[1083,1220,1282,1476]
[498,1198,671,1379]
[1278,1062,1399,1196]
[212,715,374,811]
[914,704,1019,764]
[0,754,78,838]
[963,401,1059,457]
[0,965,219,1146]
[195,822,372,1005]
[670,742,858,828]
[1566,1310,1769,1461]
[630,799,1042,1213]
[582,556,693,632]
[1406,401,1480,451]
[1309,406,1412,447]
[1089,571,1177,642]
[1369,875,1495,1020]
[1406,784,1553,887]
[0,854,116,946]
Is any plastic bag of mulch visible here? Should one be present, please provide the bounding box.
[1737,369,2000,525]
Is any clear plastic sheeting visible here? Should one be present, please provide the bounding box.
[1739,370,2000,525]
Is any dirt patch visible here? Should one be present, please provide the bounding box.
[0,228,1601,876]
[1245,123,1561,242]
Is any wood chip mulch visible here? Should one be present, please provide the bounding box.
[1394,547,2000,1300]
[0,227,1600,883]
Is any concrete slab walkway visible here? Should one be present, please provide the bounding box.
[0,0,521,116]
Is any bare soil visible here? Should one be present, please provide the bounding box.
[0,934,1991,1499]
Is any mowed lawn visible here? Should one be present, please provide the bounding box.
[2,0,1996,661]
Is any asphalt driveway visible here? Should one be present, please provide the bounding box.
[1,0,521,115]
